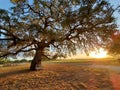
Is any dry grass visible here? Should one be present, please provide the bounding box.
[0,63,116,90]
[50,58,120,66]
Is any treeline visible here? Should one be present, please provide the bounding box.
[0,58,31,64]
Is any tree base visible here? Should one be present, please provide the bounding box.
[36,64,43,70]
[30,64,43,71]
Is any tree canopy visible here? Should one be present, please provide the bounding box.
[0,0,117,70]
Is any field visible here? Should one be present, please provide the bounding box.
[0,59,120,90]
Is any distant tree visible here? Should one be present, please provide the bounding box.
[108,30,120,55]
[107,5,120,57]
[0,0,117,70]
[20,59,28,63]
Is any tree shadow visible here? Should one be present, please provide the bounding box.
[0,69,31,78]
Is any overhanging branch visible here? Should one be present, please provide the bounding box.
[0,43,35,57]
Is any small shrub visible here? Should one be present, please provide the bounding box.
[0,58,10,64]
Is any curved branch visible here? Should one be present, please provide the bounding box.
[0,43,35,57]
[0,25,21,41]
[21,48,36,52]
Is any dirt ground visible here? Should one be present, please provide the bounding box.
[0,63,119,90]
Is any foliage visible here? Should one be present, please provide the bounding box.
[12,59,29,63]
[0,58,30,64]
[0,0,117,68]
[0,58,10,64]
[108,30,120,55]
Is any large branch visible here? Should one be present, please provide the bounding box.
[21,48,36,52]
[0,38,13,40]
[0,43,35,57]
[0,25,21,41]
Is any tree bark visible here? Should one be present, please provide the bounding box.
[30,49,43,70]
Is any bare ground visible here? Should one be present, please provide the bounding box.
[0,63,119,90]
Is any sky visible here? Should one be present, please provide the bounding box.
[109,0,120,28]
[0,0,120,59]
[0,0,13,10]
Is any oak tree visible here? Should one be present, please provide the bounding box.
[0,0,116,70]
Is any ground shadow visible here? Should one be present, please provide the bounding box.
[0,69,31,78]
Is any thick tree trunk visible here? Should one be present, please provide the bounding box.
[30,50,43,70]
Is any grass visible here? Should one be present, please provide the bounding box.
[0,59,120,90]
[47,58,120,66]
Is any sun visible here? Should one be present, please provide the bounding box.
[89,48,107,58]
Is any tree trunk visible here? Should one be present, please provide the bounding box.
[30,49,43,70]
